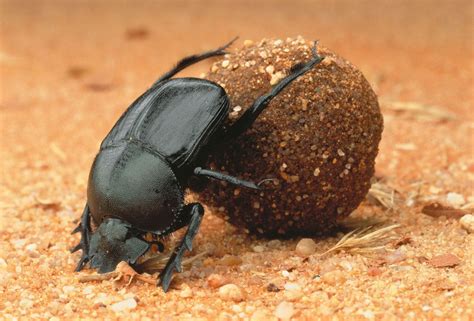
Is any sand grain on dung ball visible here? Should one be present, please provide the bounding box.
[194,37,383,236]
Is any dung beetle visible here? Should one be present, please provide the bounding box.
[72,38,323,292]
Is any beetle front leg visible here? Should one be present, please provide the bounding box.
[159,203,204,292]
[71,204,92,271]
[223,42,324,140]
[152,37,237,87]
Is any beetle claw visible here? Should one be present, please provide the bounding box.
[72,224,81,234]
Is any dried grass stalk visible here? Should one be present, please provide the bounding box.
[367,182,402,210]
[319,224,401,257]
[382,100,457,122]
[77,251,208,283]
[137,251,208,274]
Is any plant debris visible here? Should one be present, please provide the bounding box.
[136,251,208,274]
[382,100,457,122]
[318,224,400,257]
[33,196,62,211]
[421,202,468,219]
[77,261,155,285]
[428,254,461,268]
[367,182,402,210]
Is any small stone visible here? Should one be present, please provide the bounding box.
[295,238,316,256]
[367,266,382,276]
[243,40,254,47]
[429,254,461,268]
[384,250,407,264]
[313,168,320,177]
[251,310,274,321]
[219,255,243,266]
[221,60,230,68]
[321,270,346,285]
[267,240,282,248]
[253,245,265,253]
[110,298,137,312]
[25,243,37,251]
[265,65,275,74]
[0,258,7,269]
[62,286,75,295]
[218,284,245,302]
[180,286,193,298]
[273,39,283,46]
[20,298,34,309]
[446,192,465,207]
[270,71,285,85]
[207,274,228,288]
[284,282,303,301]
[284,282,301,291]
[274,301,294,321]
[267,283,281,292]
[460,214,474,233]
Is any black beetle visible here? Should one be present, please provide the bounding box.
[72,38,323,292]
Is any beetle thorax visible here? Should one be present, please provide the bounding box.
[87,142,184,234]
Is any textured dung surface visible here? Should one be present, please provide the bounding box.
[1,1,473,320]
[195,38,383,236]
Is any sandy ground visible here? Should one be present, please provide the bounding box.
[1,1,473,320]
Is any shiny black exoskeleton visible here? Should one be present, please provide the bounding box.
[72,38,323,291]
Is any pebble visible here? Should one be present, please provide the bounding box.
[25,243,37,251]
[221,60,230,68]
[110,298,137,312]
[460,214,474,233]
[218,284,245,302]
[62,285,75,295]
[180,286,193,298]
[295,238,316,256]
[219,255,243,266]
[270,71,285,85]
[321,270,346,285]
[20,298,34,309]
[265,65,275,74]
[274,301,294,321]
[446,192,465,207]
[207,274,228,288]
[243,39,254,47]
[0,258,7,269]
[253,245,265,253]
[284,282,303,301]
[251,310,275,321]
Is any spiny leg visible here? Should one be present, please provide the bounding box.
[151,37,238,87]
[194,167,261,190]
[224,42,324,140]
[71,204,92,271]
[159,203,204,292]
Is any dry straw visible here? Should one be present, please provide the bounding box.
[319,224,401,256]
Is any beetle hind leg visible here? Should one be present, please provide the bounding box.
[224,41,324,140]
[71,204,92,271]
[159,203,204,292]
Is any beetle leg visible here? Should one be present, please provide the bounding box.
[71,204,92,271]
[151,37,238,87]
[193,167,263,190]
[224,42,324,140]
[159,203,204,292]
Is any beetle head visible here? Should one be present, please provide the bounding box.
[88,218,150,273]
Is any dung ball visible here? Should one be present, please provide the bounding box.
[193,36,383,236]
